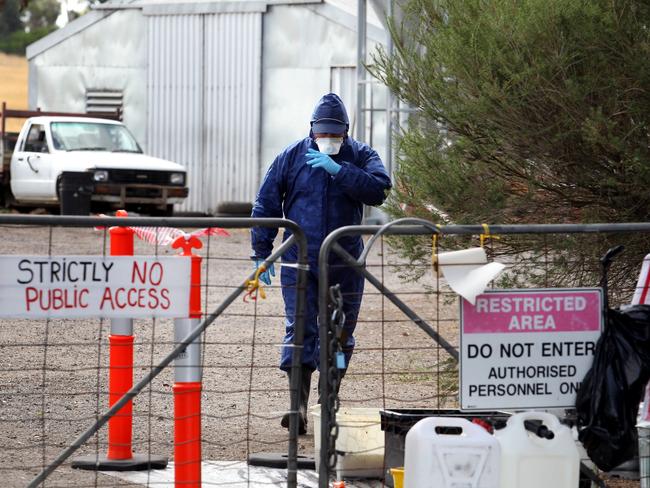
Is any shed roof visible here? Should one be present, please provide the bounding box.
[27,0,385,60]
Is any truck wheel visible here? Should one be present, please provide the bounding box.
[3,187,14,207]
[216,201,253,216]
[149,204,174,217]
[2,187,21,210]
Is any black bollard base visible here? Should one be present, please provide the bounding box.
[247,452,315,470]
[71,453,168,471]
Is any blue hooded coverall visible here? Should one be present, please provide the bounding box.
[251,93,392,372]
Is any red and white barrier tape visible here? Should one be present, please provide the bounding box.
[95,215,229,245]
[131,226,229,246]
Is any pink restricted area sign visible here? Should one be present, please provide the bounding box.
[464,290,602,334]
[460,288,603,410]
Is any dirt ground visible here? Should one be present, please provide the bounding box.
[0,221,640,487]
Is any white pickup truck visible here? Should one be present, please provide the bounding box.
[0,106,188,216]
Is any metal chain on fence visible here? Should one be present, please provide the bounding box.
[326,284,345,471]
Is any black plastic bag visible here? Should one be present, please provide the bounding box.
[575,304,650,471]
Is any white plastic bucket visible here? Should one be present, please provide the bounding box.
[495,411,579,488]
[403,416,500,488]
[310,406,385,479]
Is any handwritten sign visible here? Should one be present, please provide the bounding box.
[460,288,603,410]
[0,256,191,318]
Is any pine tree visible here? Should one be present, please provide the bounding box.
[370,0,650,295]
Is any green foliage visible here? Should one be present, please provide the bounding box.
[371,0,650,295]
[0,0,23,37]
[0,0,59,54]
[23,0,60,30]
[0,26,56,55]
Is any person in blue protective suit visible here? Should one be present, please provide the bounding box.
[250,93,392,434]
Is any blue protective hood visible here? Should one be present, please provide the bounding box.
[310,93,349,131]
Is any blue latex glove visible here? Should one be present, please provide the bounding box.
[305,148,341,175]
[253,259,275,285]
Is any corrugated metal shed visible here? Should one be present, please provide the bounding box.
[26,0,388,215]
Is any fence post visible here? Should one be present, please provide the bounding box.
[72,209,167,470]
[171,235,203,487]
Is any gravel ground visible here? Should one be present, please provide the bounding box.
[0,219,640,487]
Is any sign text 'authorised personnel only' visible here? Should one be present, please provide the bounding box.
[460,288,603,410]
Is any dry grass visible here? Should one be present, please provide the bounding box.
[0,52,28,132]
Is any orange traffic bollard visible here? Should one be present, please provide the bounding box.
[72,210,167,470]
[107,209,136,461]
[171,235,204,487]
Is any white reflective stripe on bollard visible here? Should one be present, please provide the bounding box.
[640,426,650,488]
[110,317,133,336]
[174,317,202,383]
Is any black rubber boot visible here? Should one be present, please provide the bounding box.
[281,367,312,435]
[317,368,346,405]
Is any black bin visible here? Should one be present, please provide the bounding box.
[58,171,94,215]
[380,409,510,487]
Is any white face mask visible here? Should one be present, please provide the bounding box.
[316,137,343,155]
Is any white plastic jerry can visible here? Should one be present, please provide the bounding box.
[494,411,580,488]
[403,417,500,488]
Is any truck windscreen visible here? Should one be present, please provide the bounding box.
[50,122,142,153]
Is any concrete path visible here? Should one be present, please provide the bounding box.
[103,460,385,487]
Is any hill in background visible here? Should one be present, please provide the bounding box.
[0,53,28,133]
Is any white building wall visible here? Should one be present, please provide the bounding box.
[260,2,386,175]
[28,10,148,147]
[260,4,359,170]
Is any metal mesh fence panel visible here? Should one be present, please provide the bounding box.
[316,221,650,488]
[0,215,309,488]
[1,216,648,488]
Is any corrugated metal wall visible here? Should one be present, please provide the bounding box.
[147,14,204,212]
[147,12,262,214]
[204,13,261,211]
